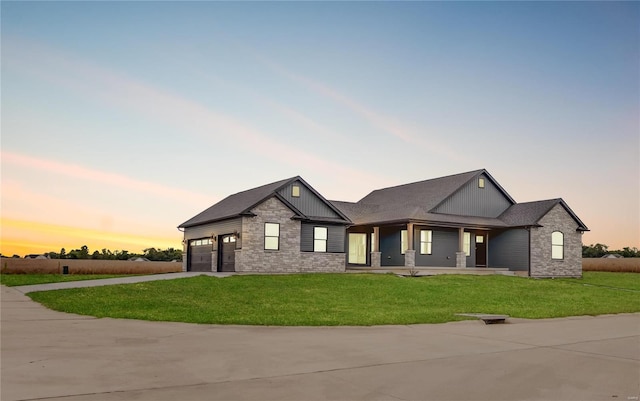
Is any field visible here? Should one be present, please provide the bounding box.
[1,258,182,274]
[26,272,640,326]
[582,258,640,272]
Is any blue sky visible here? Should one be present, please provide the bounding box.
[1,1,638,255]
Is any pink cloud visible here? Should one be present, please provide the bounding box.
[2,151,213,206]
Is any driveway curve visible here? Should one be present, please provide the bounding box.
[2,285,639,401]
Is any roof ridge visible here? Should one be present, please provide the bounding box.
[366,169,485,194]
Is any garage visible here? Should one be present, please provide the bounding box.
[188,239,212,272]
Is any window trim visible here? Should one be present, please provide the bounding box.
[313,226,328,253]
[551,231,564,260]
[463,232,471,256]
[478,177,485,188]
[420,230,433,255]
[264,222,280,251]
[401,230,408,255]
[292,185,300,197]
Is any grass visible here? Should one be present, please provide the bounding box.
[0,274,135,287]
[572,271,640,291]
[26,272,640,326]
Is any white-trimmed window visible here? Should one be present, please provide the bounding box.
[463,232,471,256]
[264,223,280,250]
[478,177,485,188]
[292,185,300,197]
[401,230,408,254]
[552,231,564,259]
[420,230,433,255]
[313,227,327,252]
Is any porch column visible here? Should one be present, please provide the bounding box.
[371,226,381,268]
[456,227,466,268]
[405,223,415,267]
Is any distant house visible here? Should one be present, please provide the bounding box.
[24,254,50,260]
[128,257,150,262]
[602,254,623,259]
[179,169,588,277]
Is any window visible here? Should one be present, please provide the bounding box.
[463,232,471,256]
[292,185,300,197]
[222,236,236,243]
[348,233,367,264]
[552,231,564,259]
[264,223,280,250]
[420,230,433,255]
[313,227,327,252]
[401,230,408,254]
[191,238,212,246]
[478,178,485,188]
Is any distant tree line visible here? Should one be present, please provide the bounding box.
[582,244,640,258]
[1,246,182,261]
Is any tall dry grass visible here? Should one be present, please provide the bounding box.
[582,258,640,273]
[1,258,182,275]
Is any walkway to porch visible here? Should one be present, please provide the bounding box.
[346,266,525,277]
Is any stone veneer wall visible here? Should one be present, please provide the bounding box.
[530,203,583,278]
[234,197,345,273]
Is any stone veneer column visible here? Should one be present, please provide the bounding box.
[371,252,381,268]
[456,252,466,268]
[211,250,218,272]
[404,250,416,267]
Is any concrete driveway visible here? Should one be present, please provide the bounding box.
[2,284,639,401]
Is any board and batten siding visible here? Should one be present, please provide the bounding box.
[488,229,529,271]
[414,228,463,268]
[184,218,243,248]
[433,173,512,218]
[300,223,345,253]
[277,181,341,218]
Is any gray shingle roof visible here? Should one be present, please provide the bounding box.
[499,199,589,230]
[179,177,294,228]
[332,169,512,228]
[359,169,484,211]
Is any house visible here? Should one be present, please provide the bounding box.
[601,254,623,259]
[24,254,50,260]
[179,169,588,277]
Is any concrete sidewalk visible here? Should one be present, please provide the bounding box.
[11,272,233,294]
[1,285,639,401]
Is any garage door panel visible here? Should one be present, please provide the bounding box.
[189,244,212,272]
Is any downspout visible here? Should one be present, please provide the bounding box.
[527,227,531,277]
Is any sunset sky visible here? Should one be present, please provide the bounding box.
[1,1,638,257]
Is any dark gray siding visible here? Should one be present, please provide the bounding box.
[414,228,461,267]
[380,226,475,267]
[489,229,529,271]
[278,181,340,218]
[301,223,345,253]
[184,218,243,248]
[433,173,512,218]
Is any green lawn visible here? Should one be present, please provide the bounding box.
[0,274,133,287]
[26,272,640,326]
[573,272,640,291]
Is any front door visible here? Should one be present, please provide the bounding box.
[475,234,487,267]
[219,235,236,272]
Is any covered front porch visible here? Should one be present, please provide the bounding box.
[347,221,524,273]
